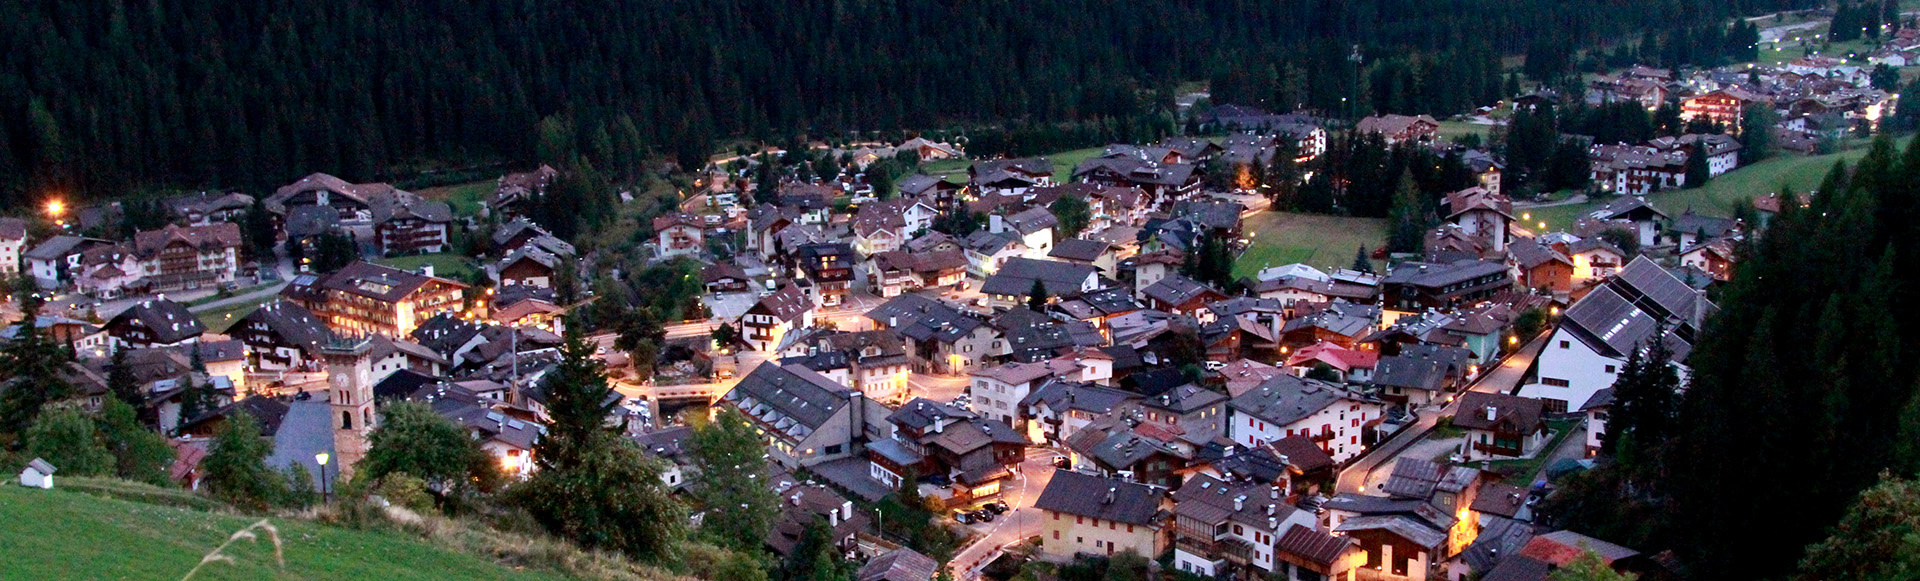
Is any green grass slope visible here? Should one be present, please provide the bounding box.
[0,482,569,580]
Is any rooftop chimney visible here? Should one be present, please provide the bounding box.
[1234,495,1246,511]
[1485,406,1498,421]
[1104,487,1117,505]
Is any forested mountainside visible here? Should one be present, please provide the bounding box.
[0,0,1810,200]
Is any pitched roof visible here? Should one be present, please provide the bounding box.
[369,190,453,224]
[1140,273,1223,307]
[109,298,206,344]
[748,284,813,322]
[290,261,465,304]
[722,362,854,433]
[1230,374,1363,427]
[980,257,1098,298]
[1452,391,1545,433]
[1383,259,1510,289]
[1276,524,1352,567]
[133,223,242,258]
[863,294,984,344]
[1268,435,1336,473]
[1049,239,1112,263]
[1033,470,1163,526]
[1333,514,1449,549]
[857,548,941,581]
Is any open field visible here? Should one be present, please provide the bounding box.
[1438,121,1494,143]
[1526,136,1911,231]
[1233,211,1389,279]
[416,180,494,217]
[0,482,568,580]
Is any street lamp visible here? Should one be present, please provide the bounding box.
[315,452,331,503]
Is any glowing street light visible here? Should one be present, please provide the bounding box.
[315,451,332,503]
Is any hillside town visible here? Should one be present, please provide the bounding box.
[9,5,1920,581]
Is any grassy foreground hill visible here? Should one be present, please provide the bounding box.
[0,480,578,580]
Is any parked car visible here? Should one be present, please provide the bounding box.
[973,509,996,522]
[954,510,975,524]
[1052,455,1071,469]
[985,501,1009,514]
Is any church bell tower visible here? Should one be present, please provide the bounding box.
[323,336,376,481]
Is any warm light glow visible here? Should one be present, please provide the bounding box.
[45,200,64,217]
[1507,336,1518,345]
[315,452,330,465]
[1550,306,1560,316]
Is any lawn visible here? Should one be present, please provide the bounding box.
[1523,136,1911,232]
[919,146,1110,183]
[1438,121,1493,143]
[1233,211,1389,279]
[0,482,568,580]
[376,252,482,281]
[416,180,495,218]
[195,299,268,331]
[1487,418,1581,482]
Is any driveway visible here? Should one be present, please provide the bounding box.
[951,448,1057,579]
[701,291,759,321]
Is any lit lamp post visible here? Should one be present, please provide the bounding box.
[45,199,65,227]
[315,452,331,504]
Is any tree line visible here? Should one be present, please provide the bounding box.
[1543,135,1920,579]
[0,0,1817,206]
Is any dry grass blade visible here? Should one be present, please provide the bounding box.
[180,519,286,580]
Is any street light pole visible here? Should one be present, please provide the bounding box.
[315,452,331,504]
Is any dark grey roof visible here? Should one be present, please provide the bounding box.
[857,548,941,581]
[887,397,974,432]
[980,258,1098,298]
[1021,379,1140,414]
[1480,556,1553,581]
[1594,196,1668,221]
[1054,287,1143,319]
[867,438,925,466]
[1670,210,1736,238]
[1003,206,1058,236]
[1333,515,1448,549]
[373,369,443,401]
[863,294,985,344]
[722,362,852,433]
[1383,259,1510,289]
[1581,387,1615,411]
[409,312,486,358]
[1033,470,1163,526]
[634,426,695,462]
[1049,239,1112,263]
[110,298,206,344]
[1613,256,1715,327]
[1142,383,1228,415]
[1370,345,1469,392]
[1141,273,1222,307]
[1230,375,1356,427]
[228,301,333,355]
[1171,200,1244,231]
[1171,473,1296,530]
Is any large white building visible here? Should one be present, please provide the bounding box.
[1227,374,1384,463]
[1518,257,1714,413]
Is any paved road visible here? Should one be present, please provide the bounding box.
[951,449,1057,580]
[188,280,291,314]
[909,373,969,403]
[1335,333,1549,493]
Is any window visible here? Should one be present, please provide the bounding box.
[1077,516,1084,525]
[1054,530,1060,540]
[1559,340,1570,349]
[1604,365,1616,373]
[1543,398,1569,414]
[1095,540,1103,548]
[1542,378,1570,387]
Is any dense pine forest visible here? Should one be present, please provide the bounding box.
[0,0,1811,202]
[1544,136,1920,579]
